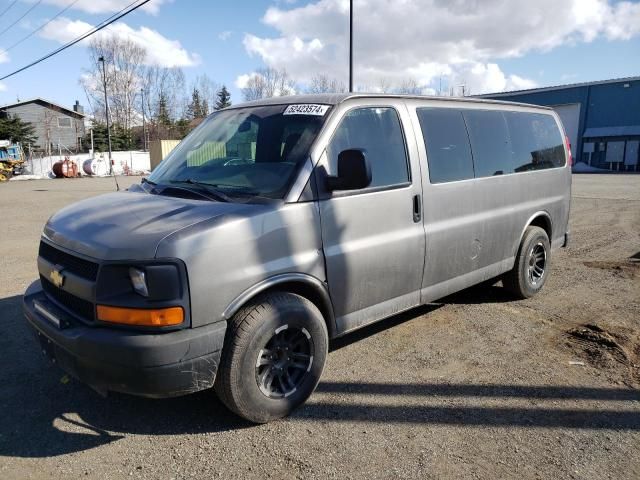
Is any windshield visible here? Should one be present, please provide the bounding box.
[148,104,330,200]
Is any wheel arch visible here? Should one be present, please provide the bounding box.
[222,273,337,338]
[515,212,553,256]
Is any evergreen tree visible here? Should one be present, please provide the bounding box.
[214,85,232,110]
[187,88,204,119]
[175,118,191,139]
[0,114,36,145]
[157,94,172,125]
[201,97,209,117]
[84,122,134,152]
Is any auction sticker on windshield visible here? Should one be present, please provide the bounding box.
[283,104,330,116]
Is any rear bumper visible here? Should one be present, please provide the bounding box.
[23,280,226,398]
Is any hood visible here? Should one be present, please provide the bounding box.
[43,189,257,260]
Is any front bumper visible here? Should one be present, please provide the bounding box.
[23,281,226,398]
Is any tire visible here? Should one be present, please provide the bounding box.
[503,226,551,299]
[214,292,328,423]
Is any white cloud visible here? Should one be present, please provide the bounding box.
[39,18,200,68]
[0,49,10,64]
[0,82,7,92]
[241,0,640,94]
[218,30,232,41]
[235,73,253,89]
[38,0,169,15]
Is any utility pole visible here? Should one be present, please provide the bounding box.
[141,87,147,151]
[349,0,353,92]
[98,56,113,175]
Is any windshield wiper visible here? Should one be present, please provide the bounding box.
[205,183,275,201]
[141,177,156,185]
[169,179,233,203]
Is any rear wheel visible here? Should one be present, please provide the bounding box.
[503,226,551,299]
[215,292,328,423]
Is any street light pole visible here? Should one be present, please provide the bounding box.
[349,0,353,92]
[141,87,147,151]
[98,56,113,175]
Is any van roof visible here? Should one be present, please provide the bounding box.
[232,93,552,111]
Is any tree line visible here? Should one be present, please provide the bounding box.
[82,37,232,151]
[239,69,464,100]
[81,37,465,152]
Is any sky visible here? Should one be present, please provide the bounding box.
[0,0,639,113]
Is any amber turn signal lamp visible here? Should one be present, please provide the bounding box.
[97,305,184,326]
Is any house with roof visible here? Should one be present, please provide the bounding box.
[0,98,86,154]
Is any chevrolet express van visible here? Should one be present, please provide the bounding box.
[24,94,571,423]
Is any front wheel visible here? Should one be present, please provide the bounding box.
[214,292,328,423]
[503,226,551,299]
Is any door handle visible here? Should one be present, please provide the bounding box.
[413,194,422,223]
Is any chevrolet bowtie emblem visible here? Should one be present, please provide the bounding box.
[49,267,65,288]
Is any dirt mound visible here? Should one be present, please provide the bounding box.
[566,324,640,386]
[583,260,639,279]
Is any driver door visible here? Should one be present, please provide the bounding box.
[317,103,426,335]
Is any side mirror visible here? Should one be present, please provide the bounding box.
[326,149,372,191]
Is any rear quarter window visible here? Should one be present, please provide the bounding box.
[505,112,565,171]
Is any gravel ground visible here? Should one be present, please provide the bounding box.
[1,174,639,480]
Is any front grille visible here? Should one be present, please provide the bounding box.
[39,241,99,281]
[40,275,95,321]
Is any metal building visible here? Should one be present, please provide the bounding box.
[479,76,640,172]
[0,98,86,154]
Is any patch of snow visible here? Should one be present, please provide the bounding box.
[8,174,48,181]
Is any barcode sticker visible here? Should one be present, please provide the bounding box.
[283,104,330,116]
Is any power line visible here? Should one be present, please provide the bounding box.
[0,1,19,19]
[2,0,82,54]
[0,0,153,82]
[0,0,43,39]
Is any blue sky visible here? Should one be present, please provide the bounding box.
[0,0,639,112]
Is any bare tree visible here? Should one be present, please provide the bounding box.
[141,66,186,139]
[377,77,393,93]
[191,74,220,115]
[42,110,54,156]
[306,73,347,94]
[396,78,421,95]
[82,37,146,132]
[241,67,296,101]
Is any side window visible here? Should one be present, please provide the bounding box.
[505,112,565,171]
[327,107,409,188]
[463,110,513,177]
[417,108,474,183]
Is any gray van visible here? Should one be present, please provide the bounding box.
[23,94,571,423]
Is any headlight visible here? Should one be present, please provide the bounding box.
[129,267,149,297]
[96,261,189,329]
